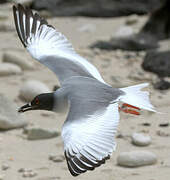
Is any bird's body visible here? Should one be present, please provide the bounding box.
[13,4,156,176]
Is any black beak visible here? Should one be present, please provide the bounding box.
[18,103,34,113]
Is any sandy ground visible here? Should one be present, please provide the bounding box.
[0,4,170,180]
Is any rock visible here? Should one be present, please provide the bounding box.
[90,33,158,51]
[153,79,170,90]
[156,130,170,137]
[139,0,170,41]
[3,51,34,70]
[1,164,9,171]
[126,15,139,25]
[142,50,170,77]
[19,80,50,102]
[0,21,14,32]
[49,154,65,162]
[0,94,27,130]
[114,26,134,38]
[11,0,33,6]
[159,123,169,127]
[117,151,157,167]
[131,133,151,146]
[0,174,4,180]
[0,63,22,76]
[23,127,60,140]
[22,170,37,178]
[78,24,96,33]
[33,0,161,17]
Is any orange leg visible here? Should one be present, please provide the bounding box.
[119,103,141,115]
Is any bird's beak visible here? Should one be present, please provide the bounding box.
[18,103,34,113]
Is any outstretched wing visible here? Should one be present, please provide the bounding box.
[13,4,105,85]
[61,77,120,176]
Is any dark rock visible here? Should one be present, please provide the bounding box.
[141,123,151,126]
[0,0,7,4]
[159,123,169,127]
[140,0,170,41]
[142,51,170,77]
[153,79,170,90]
[32,0,161,17]
[90,0,170,51]
[90,34,158,51]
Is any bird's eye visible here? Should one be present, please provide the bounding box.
[35,98,39,105]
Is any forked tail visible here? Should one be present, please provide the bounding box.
[120,83,156,112]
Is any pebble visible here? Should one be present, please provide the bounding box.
[0,94,27,130]
[78,24,96,33]
[126,14,139,25]
[3,51,34,70]
[23,127,60,140]
[19,80,50,102]
[1,164,9,171]
[113,26,134,38]
[131,133,151,146]
[22,171,37,178]
[18,168,37,178]
[0,63,22,76]
[0,174,4,180]
[117,151,157,167]
[49,154,65,162]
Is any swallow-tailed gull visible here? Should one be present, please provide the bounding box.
[13,4,156,176]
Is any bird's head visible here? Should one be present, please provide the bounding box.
[18,93,54,113]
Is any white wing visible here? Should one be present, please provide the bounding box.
[62,103,119,176]
[13,4,105,85]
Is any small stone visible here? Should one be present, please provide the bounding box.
[19,80,50,102]
[126,14,139,25]
[156,130,170,137]
[159,123,169,127]
[113,26,134,38]
[22,171,37,178]
[117,151,157,167]
[49,154,65,162]
[0,94,27,130]
[3,51,34,71]
[1,164,9,171]
[24,127,60,140]
[78,24,96,33]
[0,174,4,180]
[131,133,151,146]
[0,63,22,76]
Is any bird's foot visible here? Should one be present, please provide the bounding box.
[119,103,141,115]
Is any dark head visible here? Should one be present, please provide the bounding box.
[18,93,54,113]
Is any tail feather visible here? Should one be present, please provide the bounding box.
[120,83,156,112]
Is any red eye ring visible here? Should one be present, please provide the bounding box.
[35,98,39,105]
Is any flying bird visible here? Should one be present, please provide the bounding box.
[13,4,156,176]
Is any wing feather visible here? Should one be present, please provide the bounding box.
[13,4,105,85]
[62,103,119,176]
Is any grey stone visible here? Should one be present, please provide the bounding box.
[19,80,50,102]
[49,154,65,162]
[117,151,157,167]
[126,15,139,25]
[0,94,27,130]
[24,127,60,140]
[0,63,22,76]
[131,133,151,146]
[1,164,9,171]
[114,26,134,38]
[3,51,34,71]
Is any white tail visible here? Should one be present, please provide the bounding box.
[120,83,156,112]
